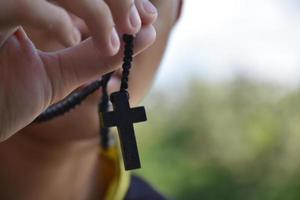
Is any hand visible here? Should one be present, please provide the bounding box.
[0,0,157,55]
[0,24,156,142]
[20,0,181,143]
[0,1,178,199]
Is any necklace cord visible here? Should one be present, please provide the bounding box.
[32,35,134,149]
[33,35,134,124]
[98,72,113,149]
[33,79,103,123]
[120,35,134,94]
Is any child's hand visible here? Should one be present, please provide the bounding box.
[0,0,157,55]
[18,0,180,144]
[0,24,156,142]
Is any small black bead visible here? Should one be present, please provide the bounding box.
[123,56,133,63]
[122,70,130,75]
[123,61,131,66]
[34,35,135,125]
[123,34,134,43]
[125,49,133,56]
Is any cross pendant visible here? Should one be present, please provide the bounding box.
[100,91,147,170]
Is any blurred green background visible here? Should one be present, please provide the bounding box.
[136,78,300,200]
[134,1,300,199]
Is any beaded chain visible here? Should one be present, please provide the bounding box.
[33,35,135,149]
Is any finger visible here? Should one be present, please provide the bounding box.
[104,0,141,34]
[16,1,80,47]
[41,25,156,103]
[69,14,90,40]
[57,0,120,56]
[135,0,158,25]
[0,27,18,49]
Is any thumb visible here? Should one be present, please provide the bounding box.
[41,25,156,104]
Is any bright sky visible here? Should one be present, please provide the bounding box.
[154,0,300,89]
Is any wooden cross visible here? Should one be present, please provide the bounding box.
[100,91,147,170]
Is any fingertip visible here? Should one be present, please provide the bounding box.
[110,27,121,55]
[115,4,142,35]
[134,25,156,54]
[14,27,36,52]
[71,28,82,46]
[142,0,157,14]
[136,0,158,25]
[107,75,121,94]
[93,27,120,56]
[14,27,29,41]
[59,27,81,47]
[128,5,142,34]
[48,18,79,47]
[47,7,76,47]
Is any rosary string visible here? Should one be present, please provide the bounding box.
[100,35,146,170]
[98,72,113,149]
[33,79,104,123]
[33,34,135,154]
[98,35,134,149]
[34,35,134,124]
[32,34,142,170]
[120,34,134,93]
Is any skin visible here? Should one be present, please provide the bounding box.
[0,0,149,54]
[0,0,182,199]
[0,0,157,141]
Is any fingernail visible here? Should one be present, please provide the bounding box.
[143,0,157,14]
[110,27,120,55]
[129,5,141,29]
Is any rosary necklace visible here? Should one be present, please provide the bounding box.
[33,35,147,171]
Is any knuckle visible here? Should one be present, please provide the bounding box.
[88,1,111,21]
[109,0,137,33]
[86,2,114,33]
[110,0,134,15]
[121,0,135,9]
[48,9,71,32]
[14,0,34,20]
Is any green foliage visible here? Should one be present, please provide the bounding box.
[136,78,300,200]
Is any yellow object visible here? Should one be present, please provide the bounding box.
[99,132,130,200]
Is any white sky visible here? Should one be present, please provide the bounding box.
[154,0,300,89]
